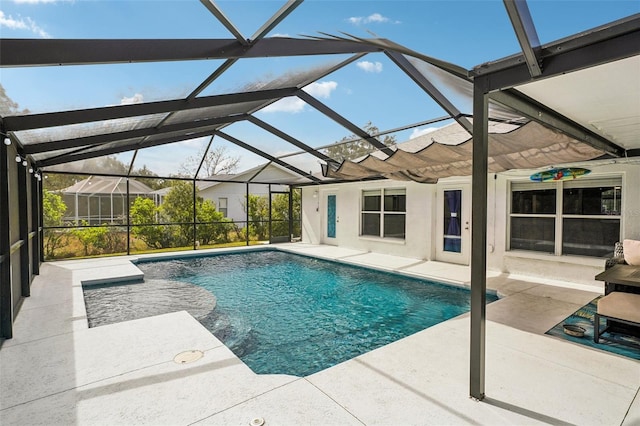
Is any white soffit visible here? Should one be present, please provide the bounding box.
[516,55,640,150]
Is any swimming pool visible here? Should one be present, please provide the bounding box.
[84,249,497,376]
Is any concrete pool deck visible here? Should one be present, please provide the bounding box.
[1,244,638,425]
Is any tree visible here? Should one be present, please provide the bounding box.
[42,190,68,258]
[42,173,78,192]
[130,183,236,249]
[0,84,29,115]
[133,165,168,190]
[101,227,127,254]
[71,221,108,256]
[94,156,128,174]
[130,197,173,249]
[244,194,269,240]
[323,121,396,162]
[180,145,240,177]
[270,189,301,239]
[160,181,194,245]
[196,199,233,245]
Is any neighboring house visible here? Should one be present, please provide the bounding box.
[151,163,301,225]
[301,123,640,290]
[60,176,154,225]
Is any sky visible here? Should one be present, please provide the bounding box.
[1,0,638,178]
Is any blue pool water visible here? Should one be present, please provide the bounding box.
[123,250,498,376]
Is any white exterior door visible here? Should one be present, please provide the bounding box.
[436,184,470,265]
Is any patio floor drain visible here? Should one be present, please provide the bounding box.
[173,350,204,364]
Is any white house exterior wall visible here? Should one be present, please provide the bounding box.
[490,162,640,288]
[250,166,300,183]
[301,161,640,290]
[302,180,435,260]
[197,164,293,225]
[199,182,252,224]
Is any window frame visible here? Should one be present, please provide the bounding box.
[360,188,406,240]
[218,197,228,217]
[508,176,623,257]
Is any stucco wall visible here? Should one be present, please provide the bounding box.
[200,182,253,224]
[302,180,435,260]
[302,160,640,289]
[200,183,290,225]
[198,165,293,224]
[489,161,640,287]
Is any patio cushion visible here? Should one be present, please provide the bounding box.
[623,239,640,266]
[597,292,640,323]
[614,241,625,260]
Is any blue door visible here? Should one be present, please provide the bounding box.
[444,190,462,253]
[327,195,336,238]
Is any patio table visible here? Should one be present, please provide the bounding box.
[594,264,640,338]
[595,264,640,295]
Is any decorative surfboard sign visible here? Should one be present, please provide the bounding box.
[530,167,591,182]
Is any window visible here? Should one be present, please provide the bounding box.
[361,188,406,239]
[509,178,621,257]
[218,197,228,217]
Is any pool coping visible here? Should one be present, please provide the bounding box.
[95,244,500,296]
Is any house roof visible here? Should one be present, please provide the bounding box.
[61,176,154,195]
[150,162,300,195]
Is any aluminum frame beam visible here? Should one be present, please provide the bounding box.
[4,88,297,131]
[148,2,302,129]
[470,15,640,91]
[38,127,227,168]
[0,38,380,67]
[194,135,216,179]
[30,174,41,275]
[250,0,303,41]
[17,162,30,298]
[503,0,542,77]
[188,59,239,101]
[385,51,473,134]
[23,114,247,155]
[0,132,12,339]
[187,1,302,100]
[470,75,489,401]
[311,32,470,80]
[214,130,321,182]
[490,90,625,156]
[247,116,336,164]
[294,116,452,157]
[296,91,395,157]
[200,0,248,45]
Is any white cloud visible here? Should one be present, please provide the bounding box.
[303,81,337,98]
[120,93,144,105]
[269,33,290,38]
[0,10,50,38]
[261,81,338,114]
[410,127,438,139]
[356,61,383,73]
[348,13,398,26]
[365,13,388,23]
[261,97,307,114]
